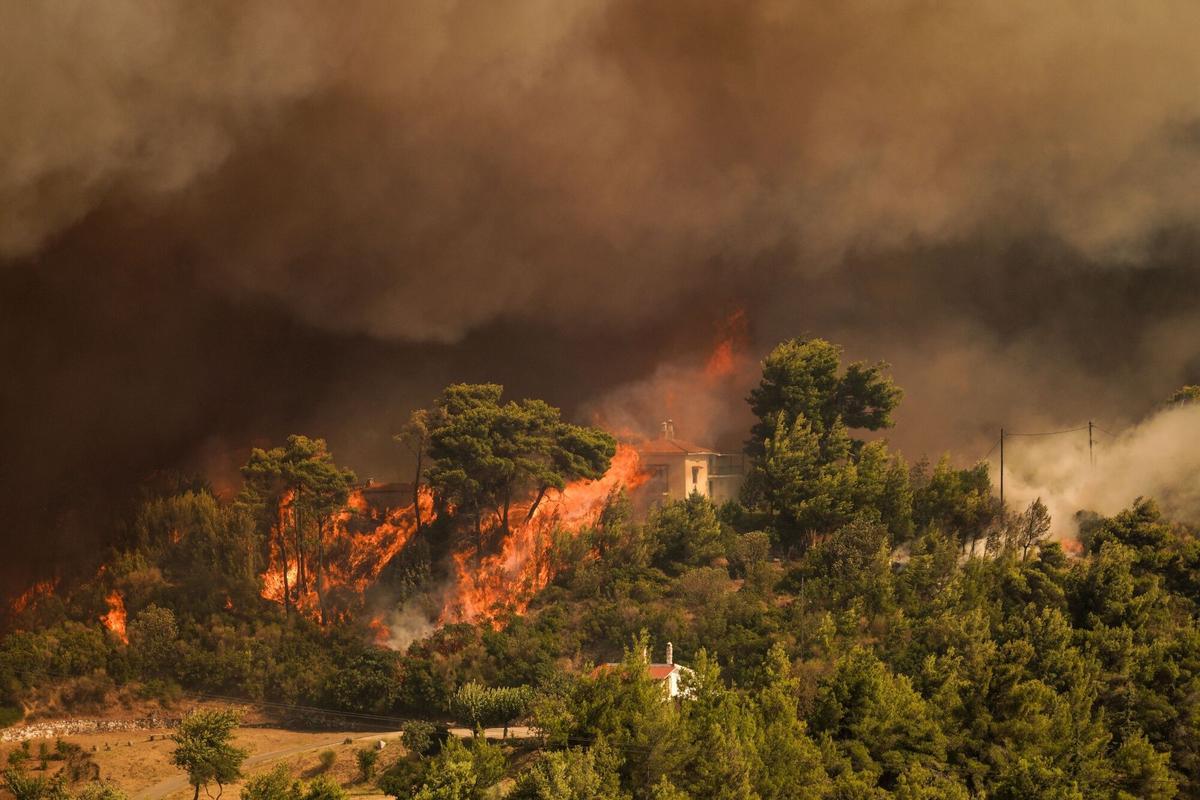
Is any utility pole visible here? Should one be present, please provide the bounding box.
[1088,420,1094,468]
[999,428,1005,508]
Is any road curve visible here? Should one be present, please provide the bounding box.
[131,731,403,800]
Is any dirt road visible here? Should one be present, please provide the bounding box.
[131,731,404,800]
[130,726,534,800]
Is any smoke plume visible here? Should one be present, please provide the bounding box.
[1000,403,1200,539]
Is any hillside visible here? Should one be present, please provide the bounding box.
[3,341,1199,799]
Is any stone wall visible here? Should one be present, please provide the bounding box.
[0,715,179,743]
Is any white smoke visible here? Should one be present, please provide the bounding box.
[997,402,1200,538]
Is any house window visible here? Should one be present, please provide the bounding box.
[691,465,700,490]
[646,464,669,497]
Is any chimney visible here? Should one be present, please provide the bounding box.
[665,642,673,665]
[666,419,675,440]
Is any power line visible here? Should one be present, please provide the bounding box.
[1003,425,1090,437]
[993,421,1119,506]
[970,439,999,465]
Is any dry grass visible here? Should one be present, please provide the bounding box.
[0,726,407,800]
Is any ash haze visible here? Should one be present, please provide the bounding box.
[4,1,1200,588]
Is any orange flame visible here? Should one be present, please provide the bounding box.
[255,443,646,637]
[704,308,749,384]
[368,615,391,645]
[259,489,433,621]
[101,591,128,643]
[9,579,57,616]
[439,443,648,625]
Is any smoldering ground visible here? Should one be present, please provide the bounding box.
[5,1,1200,590]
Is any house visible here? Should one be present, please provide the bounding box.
[592,642,694,699]
[637,421,744,505]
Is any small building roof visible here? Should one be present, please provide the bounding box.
[591,662,685,681]
[646,664,679,680]
[638,437,716,456]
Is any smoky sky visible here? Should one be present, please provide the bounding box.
[4,0,1200,590]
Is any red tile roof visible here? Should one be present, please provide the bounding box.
[591,663,679,681]
[637,437,715,456]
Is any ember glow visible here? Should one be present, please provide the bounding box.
[704,308,749,384]
[8,579,56,617]
[440,443,649,625]
[259,488,432,621]
[368,614,391,645]
[101,590,127,643]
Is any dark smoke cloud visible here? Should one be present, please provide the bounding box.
[4,1,1200,589]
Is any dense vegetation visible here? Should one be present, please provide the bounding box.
[3,339,1199,798]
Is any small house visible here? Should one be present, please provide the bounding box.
[592,642,694,699]
[637,421,744,505]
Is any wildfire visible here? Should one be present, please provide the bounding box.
[259,488,432,621]
[253,433,649,639]
[439,444,648,625]
[703,308,749,383]
[101,591,128,643]
[8,579,57,616]
[368,615,391,645]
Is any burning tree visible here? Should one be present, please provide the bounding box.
[403,383,626,621]
[230,388,629,630]
[419,384,617,551]
[239,435,355,620]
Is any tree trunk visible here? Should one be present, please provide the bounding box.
[278,502,290,617]
[295,496,307,595]
[412,447,424,535]
[316,519,326,626]
[524,485,549,524]
[476,510,484,567]
[193,784,200,800]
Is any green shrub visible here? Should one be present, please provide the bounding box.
[316,750,337,773]
[75,781,128,800]
[298,775,346,800]
[355,748,378,782]
[377,758,425,799]
[400,720,438,757]
[241,765,295,800]
[1,768,66,800]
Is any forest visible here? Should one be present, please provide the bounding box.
[2,338,1199,800]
